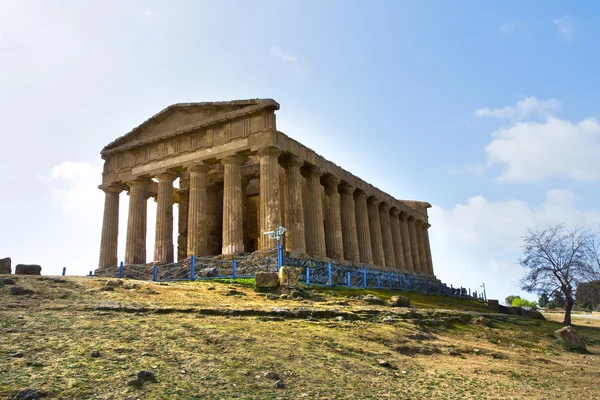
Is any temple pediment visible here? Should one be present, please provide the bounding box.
[102,99,279,155]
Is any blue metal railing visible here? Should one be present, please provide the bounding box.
[97,253,480,299]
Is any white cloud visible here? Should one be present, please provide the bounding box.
[474,96,561,121]
[446,163,485,176]
[553,15,574,39]
[430,190,600,301]
[43,162,103,213]
[144,10,153,17]
[270,45,308,77]
[486,116,600,183]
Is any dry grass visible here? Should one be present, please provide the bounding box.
[1,276,599,399]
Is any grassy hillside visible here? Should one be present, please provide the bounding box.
[1,276,599,399]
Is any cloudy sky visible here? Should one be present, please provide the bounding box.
[1,0,599,301]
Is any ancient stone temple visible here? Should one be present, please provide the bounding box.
[97,99,435,276]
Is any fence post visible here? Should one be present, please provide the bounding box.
[119,262,124,279]
[347,271,351,287]
[232,259,237,280]
[153,265,158,282]
[328,263,333,287]
[62,267,66,276]
[362,268,367,289]
[277,243,283,271]
[377,274,381,289]
[389,272,392,289]
[88,271,92,276]
[306,267,311,286]
[189,255,195,281]
[409,276,413,291]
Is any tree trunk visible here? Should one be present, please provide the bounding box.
[563,297,574,326]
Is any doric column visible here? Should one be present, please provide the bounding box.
[399,212,414,272]
[340,184,360,262]
[282,155,306,253]
[177,174,189,262]
[242,177,250,252]
[303,166,326,256]
[407,216,422,274]
[221,156,245,254]
[415,220,427,274]
[367,197,385,266]
[379,203,396,268]
[258,147,282,250]
[187,164,211,257]
[323,175,344,259]
[125,178,150,265]
[390,208,406,271]
[354,190,373,264]
[99,186,122,267]
[154,172,176,264]
[423,223,434,276]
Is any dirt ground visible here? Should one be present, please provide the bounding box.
[1,276,599,399]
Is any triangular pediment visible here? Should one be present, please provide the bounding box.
[102,99,279,155]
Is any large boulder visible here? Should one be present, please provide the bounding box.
[388,295,410,307]
[278,266,301,287]
[362,294,384,305]
[0,257,11,274]
[555,326,587,351]
[15,264,41,275]
[198,267,218,277]
[255,272,279,288]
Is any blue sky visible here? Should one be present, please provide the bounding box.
[1,0,600,301]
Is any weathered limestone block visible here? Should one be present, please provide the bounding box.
[278,266,301,287]
[255,271,280,288]
[15,264,42,275]
[0,257,11,274]
[555,326,587,351]
[389,295,410,307]
[362,294,384,304]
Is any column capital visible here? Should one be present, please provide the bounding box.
[323,174,341,187]
[423,223,431,229]
[303,165,323,179]
[221,155,245,166]
[155,172,177,183]
[399,212,409,221]
[414,219,423,227]
[354,190,369,200]
[367,196,381,207]
[390,207,401,217]
[188,163,211,174]
[99,185,123,194]
[257,146,282,158]
[339,183,356,195]
[380,202,391,212]
[281,154,304,169]
[127,177,152,188]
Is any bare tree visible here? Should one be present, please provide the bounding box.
[519,224,596,326]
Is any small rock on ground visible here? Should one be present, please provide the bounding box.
[11,351,24,358]
[100,286,115,292]
[9,286,27,295]
[15,388,43,400]
[362,294,384,305]
[264,371,280,380]
[275,380,285,389]
[2,278,15,285]
[91,350,101,358]
[137,370,157,382]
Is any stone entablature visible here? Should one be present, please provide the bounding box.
[97,99,435,277]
